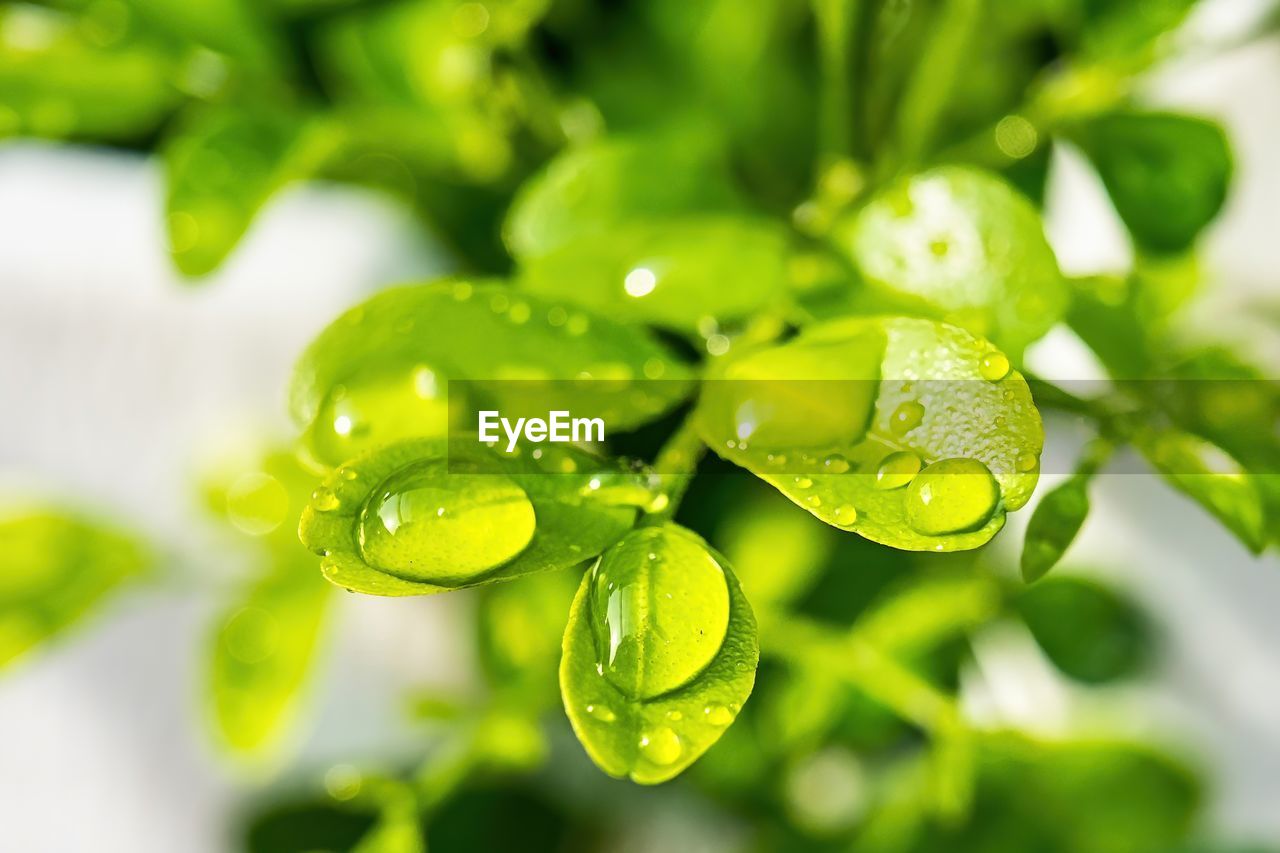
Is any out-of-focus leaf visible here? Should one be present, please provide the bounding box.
[208,558,330,755]
[1068,112,1232,254]
[697,316,1044,552]
[244,799,378,853]
[164,102,338,277]
[300,440,650,596]
[516,215,791,332]
[830,166,1066,356]
[560,525,758,784]
[1078,0,1201,60]
[1137,428,1267,554]
[122,0,278,66]
[1018,576,1150,684]
[716,491,833,609]
[289,280,693,467]
[476,567,579,707]
[353,799,424,853]
[0,509,150,669]
[503,134,745,259]
[0,5,179,141]
[1021,476,1090,583]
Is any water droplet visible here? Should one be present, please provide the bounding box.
[312,486,340,512]
[706,334,731,356]
[357,461,535,584]
[704,704,734,726]
[875,451,922,490]
[794,476,813,489]
[639,726,682,765]
[979,351,1011,382]
[624,267,657,298]
[805,495,823,507]
[833,504,858,526]
[822,454,851,474]
[591,528,729,700]
[339,468,359,481]
[584,703,616,723]
[1016,452,1038,472]
[665,710,683,722]
[890,401,925,434]
[905,458,1000,535]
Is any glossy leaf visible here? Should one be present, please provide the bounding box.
[516,215,791,331]
[1137,429,1267,554]
[830,166,1066,356]
[1018,576,1150,684]
[164,103,338,277]
[290,280,693,467]
[299,439,652,595]
[0,6,179,141]
[503,134,745,259]
[696,316,1044,551]
[560,525,758,784]
[1021,476,1090,583]
[209,560,331,754]
[0,510,150,669]
[1068,112,1232,254]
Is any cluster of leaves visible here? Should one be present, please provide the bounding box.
[3,0,1280,850]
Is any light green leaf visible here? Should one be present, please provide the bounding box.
[0,510,150,669]
[503,135,745,259]
[1068,112,1232,254]
[290,280,693,468]
[477,567,580,708]
[122,0,278,66]
[164,103,338,277]
[717,493,832,609]
[208,559,330,755]
[696,316,1044,551]
[1137,429,1266,553]
[1021,476,1090,583]
[300,439,653,596]
[560,525,758,784]
[830,166,1066,356]
[0,6,179,141]
[516,215,791,331]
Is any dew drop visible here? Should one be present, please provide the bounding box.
[357,461,535,584]
[665,710,683,722]
[890,401,925,434]
[875,451,922,490]
[905,458,1000,535]
[1016,452,1038,472]
[833,504,858,526]
[805,495,823,508]
[704,704,734,726]
[639,727,682,765]
[793,476,813,489]
[584,703,616,723]
[979,351,1011,382]
[311,486,340,512]
[822,454,851,474]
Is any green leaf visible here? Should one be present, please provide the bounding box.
[164,103,338,277]
[1018,576,1150,684]
[696,316,1044,552]
[290,280,693,468]
[0,6,179,141]
[299,439,653,596]
[560,525,758,784]
[503,135,745,259]
[1021,476,1090,583]
[0,509,150,669]
[1068,112,1232,254]
[122,0,279,66]
[716,492,833,609]
[1136,429,1267,553]
[516,215,791,331]
[830,166,1066,356]
[477,568,580,708]
[208,558,331,755]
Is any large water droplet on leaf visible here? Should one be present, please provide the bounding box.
[358,461,536,585]
[905,458,1000,535]
[590,527,730,700]
[639,726,682,765]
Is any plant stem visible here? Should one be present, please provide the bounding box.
[813,0,860,166]
[888,0,982,173]
[646,412,706,524]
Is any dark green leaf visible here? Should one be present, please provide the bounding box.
[1021,476,1090,583]
[560,525,758,784]
[1068,112,1232,254]
[1019,576,1150,684]
[0,509,150,669]
[299,440,653,595]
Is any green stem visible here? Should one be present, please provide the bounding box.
[887,0,983,173]
[813,0,860,166]
[646,412,706,524]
